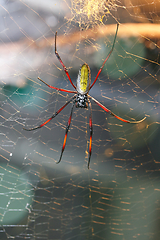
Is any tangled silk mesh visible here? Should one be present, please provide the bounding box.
[0,0,160,239]
[69,0,116,28]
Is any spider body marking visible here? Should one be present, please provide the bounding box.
[23,24,146,169]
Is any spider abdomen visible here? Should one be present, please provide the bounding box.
[76,63,91,95]
[75,94,88,108]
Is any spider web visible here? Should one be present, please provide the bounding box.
[0,0,160,239]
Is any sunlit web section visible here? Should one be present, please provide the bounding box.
[67,0,116,28]
[0,0,160,239]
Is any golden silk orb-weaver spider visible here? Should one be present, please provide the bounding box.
[23,24,146,169]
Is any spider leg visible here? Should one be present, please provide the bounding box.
[55,32,76,90]
[37,77,77,94]
[23,95,76,131]
[90,24,119,90]
[57,101,75,164]
[89,95,146,123]
[88,99,93,169]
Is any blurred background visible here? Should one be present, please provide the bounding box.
[0,0,160,239]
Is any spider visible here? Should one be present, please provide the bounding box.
[23,24,146,169]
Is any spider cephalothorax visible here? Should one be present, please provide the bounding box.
[75,94,88,108]
[23,24,146,169]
